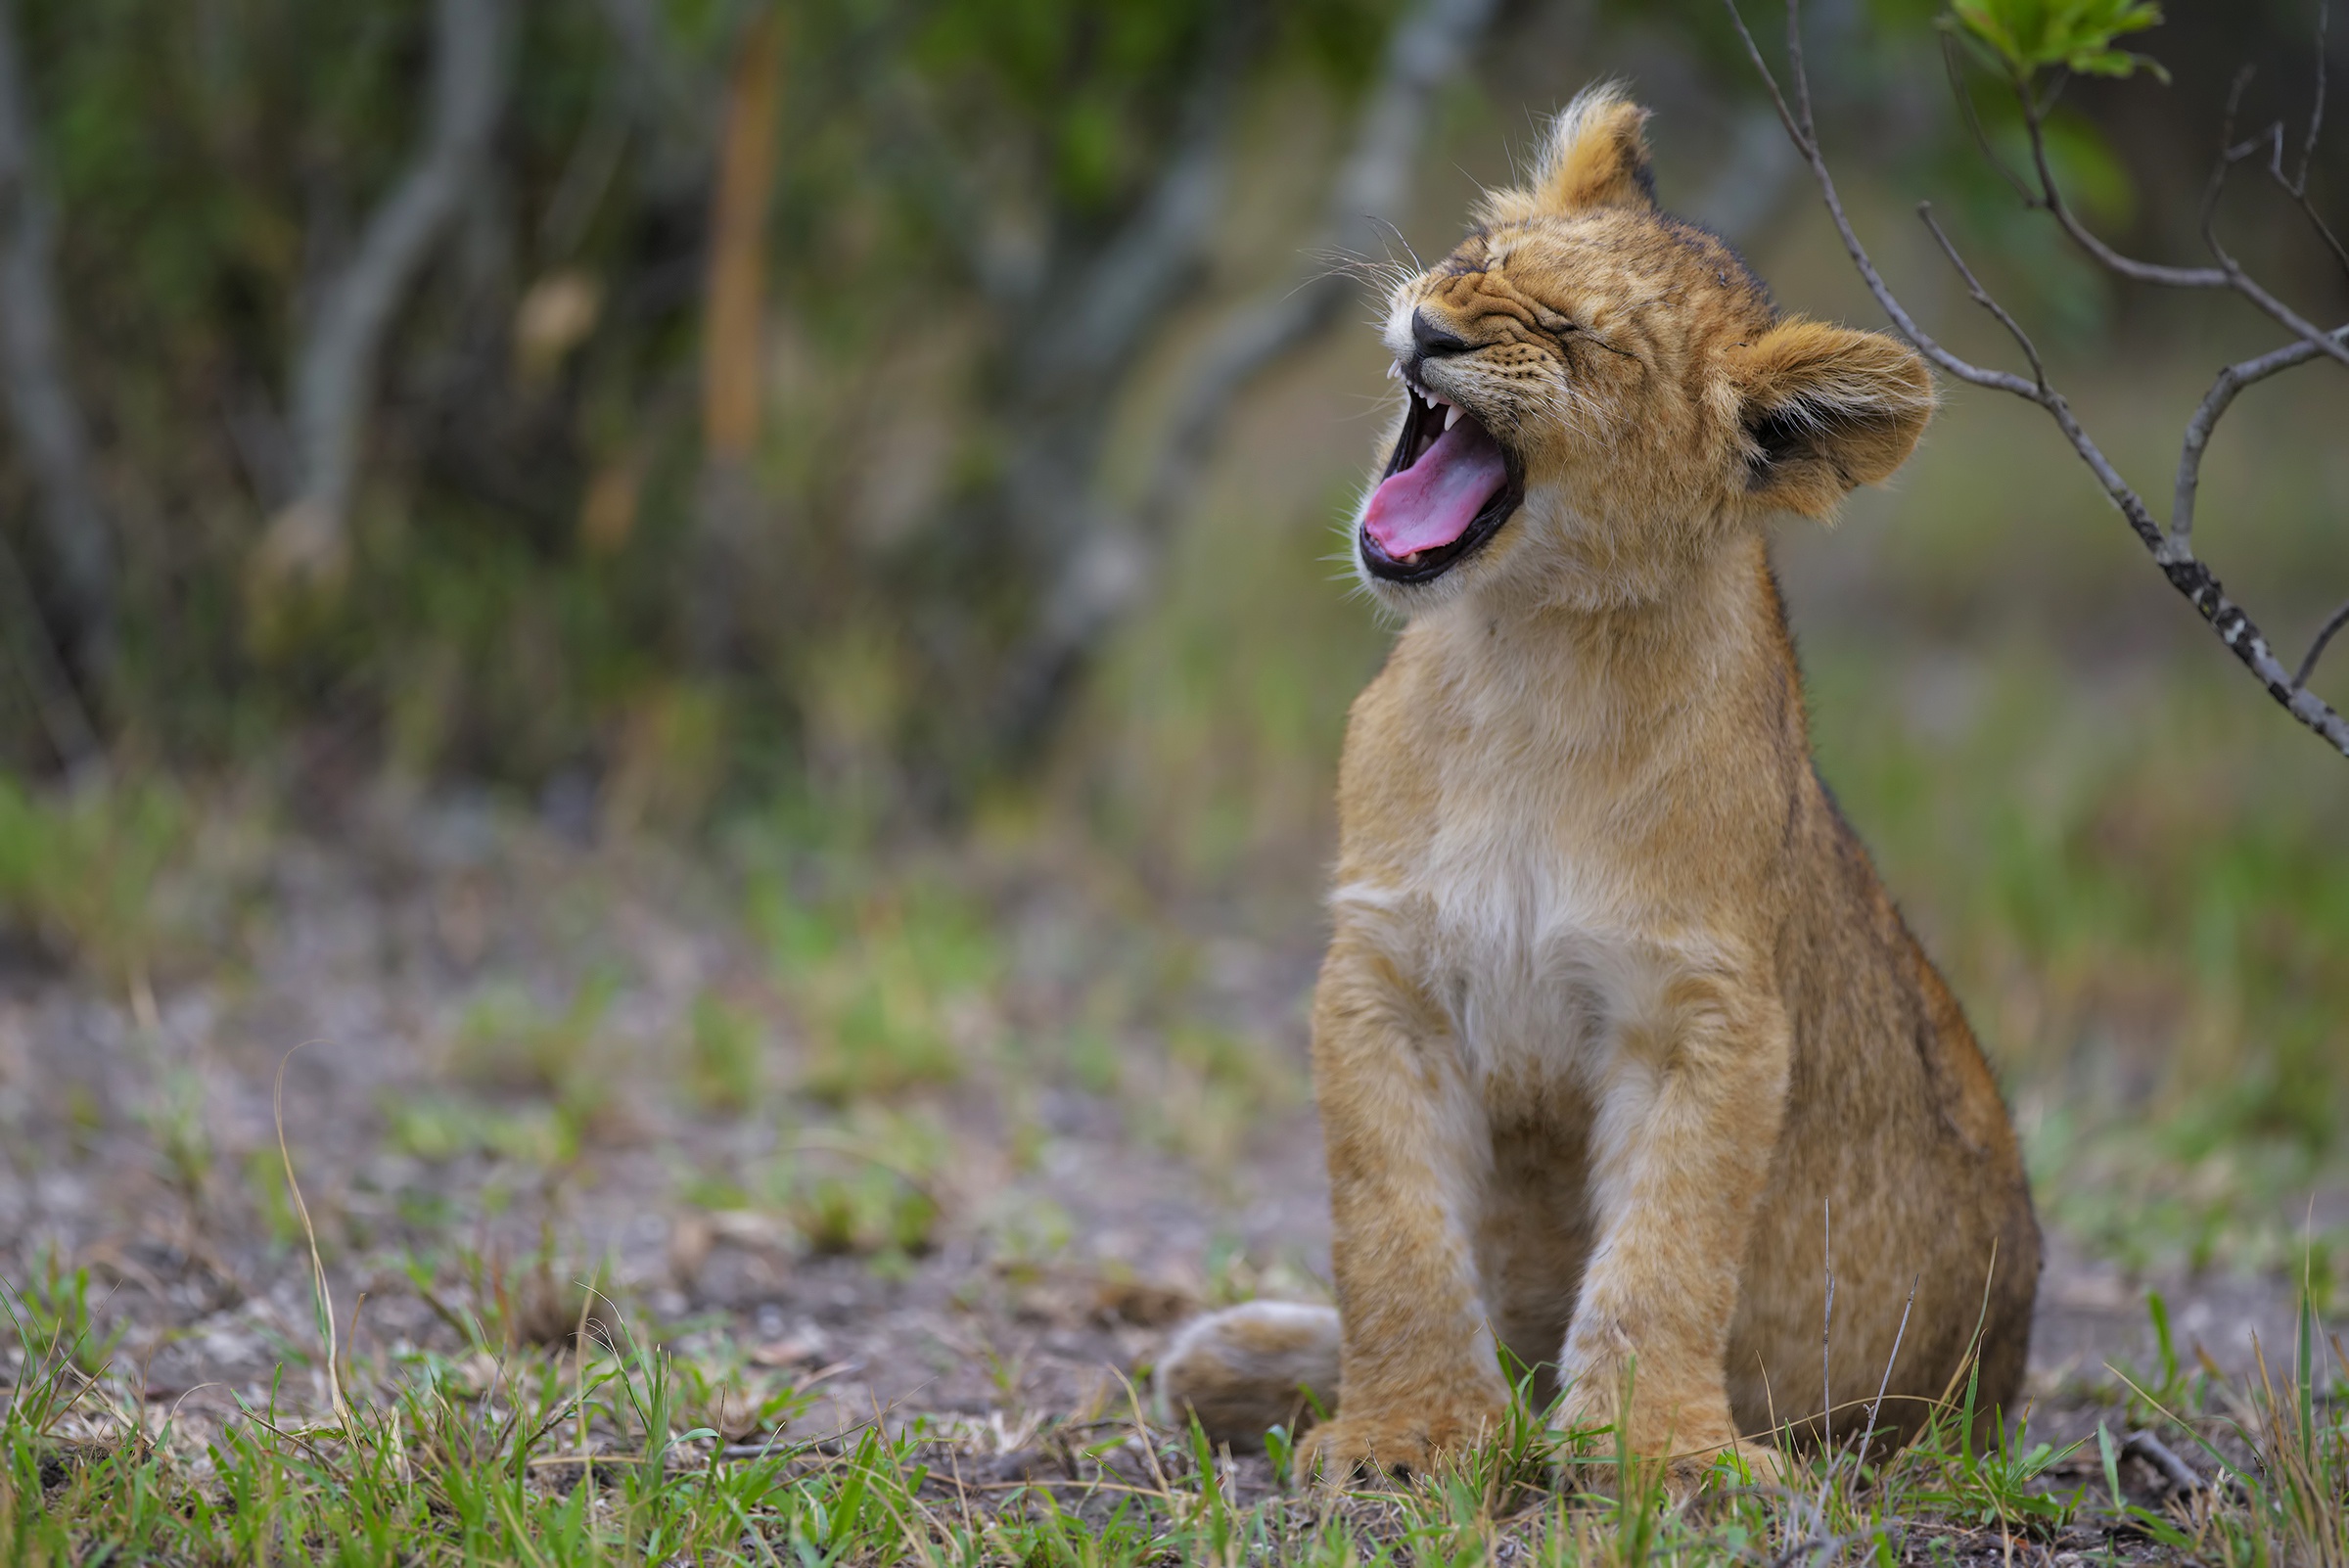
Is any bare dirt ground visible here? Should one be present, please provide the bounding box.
[0,792,2315,1477]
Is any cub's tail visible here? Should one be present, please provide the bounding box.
[1154,1301,1340,1451]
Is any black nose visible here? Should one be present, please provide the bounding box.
[1411,308,1470,358]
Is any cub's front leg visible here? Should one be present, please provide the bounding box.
[1557,970,1791,1485]
[1300,937,1509,1478]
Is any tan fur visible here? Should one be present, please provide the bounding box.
[1156,1301,1340,1449]
[1157,85,2037,1486]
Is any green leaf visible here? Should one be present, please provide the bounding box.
[1949,0,2167,82]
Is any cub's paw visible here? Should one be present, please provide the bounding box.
[1553,1381,1774,1498]
[1298,1401,1503,1485]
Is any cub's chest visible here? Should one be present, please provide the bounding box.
[1351,808,1681,1080]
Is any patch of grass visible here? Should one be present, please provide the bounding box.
[0,775,196,990]
[242,1145,307,1252]
[1129,1023,1306,1180]
[133,1061,214,1214]
[2025,1102,2349,1285]
[757,880,1000,1104]
[763,1110,949,1263]
[445,972,622,1116]
[683,991,766,1116]
[379,1091,579,1168]
[399,1237,618,1355]
[9,1264,2347,1564]
[1,1251,125,1380]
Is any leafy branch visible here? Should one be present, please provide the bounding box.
[1725,0,2349,761]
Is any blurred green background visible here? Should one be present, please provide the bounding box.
[0,0,2344,1273]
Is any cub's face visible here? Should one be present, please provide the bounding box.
[1354,86,1933,614]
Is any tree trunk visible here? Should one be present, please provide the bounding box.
[991,0,1507,757]
[254,0,513,596]
[689,6,783,668]
[0,0,112,693]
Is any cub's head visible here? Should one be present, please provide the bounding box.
[1355,83,1934,612]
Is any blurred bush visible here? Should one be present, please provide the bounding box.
[0,0,2333,808]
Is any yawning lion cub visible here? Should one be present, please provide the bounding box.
[1158,84,2038,1485]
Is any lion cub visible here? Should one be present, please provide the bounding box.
[1158,85,2038,1482]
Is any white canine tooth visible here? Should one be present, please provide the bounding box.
[1386,361,1401,381]
[1443,405,1460,432]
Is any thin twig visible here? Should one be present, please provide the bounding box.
[2188,69,2347,367]
[2018,86,2225,288]
[2173,323,2349,548]
[1941,32,2039,208]
[2271,3,2349,281]
[1727,1,2041,398]
[1916,203,2048,389]
[2297,599,2349,689]
[2268,124,2349,280]
[1819,1199,1833,1445]
[2302,0,2329,186]
[1863,1276,1920,1451]
[2010,70,2349,372]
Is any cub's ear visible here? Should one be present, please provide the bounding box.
[1477,82,1654,224]
[1732,320,1935,520]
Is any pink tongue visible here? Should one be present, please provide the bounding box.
[1362,414,1511,558]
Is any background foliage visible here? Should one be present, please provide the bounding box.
[0,0,2345,1242]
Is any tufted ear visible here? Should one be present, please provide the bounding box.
[1479,83,1656,225]
[1733,320,1935,520]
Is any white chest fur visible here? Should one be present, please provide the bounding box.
[1332,782,1682,1095]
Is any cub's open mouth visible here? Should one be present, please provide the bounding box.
[1359,377,1522,583]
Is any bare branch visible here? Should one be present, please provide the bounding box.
[1726,0,2349,761]
[2266,126,2349,280]
[2010,72,2349,373]
[2173,323,2349,548]
[2019,86,2229,289]
[2199,84,2349,372]
[1916,203,2048,391]
[0,0,111,679]
[2299,599,2349,689]
[1724,1,2044,401]
[2264,5,2349,284]
[255,0,514,590]
[2301,0,2328,190]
